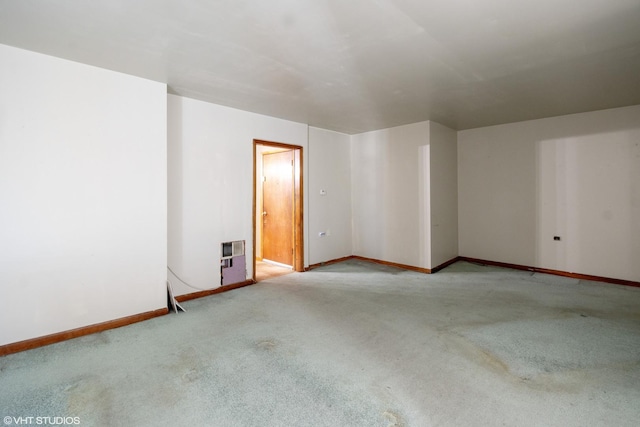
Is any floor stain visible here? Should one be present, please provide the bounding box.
[256,339,278,351]
[78,332,111,346]
[167,346,205,384]
[66,375,115,422]
[181,368,201,383]
[443,331,586,393]
[516,371,584,393]
[383,409,405,427]
[443,333,510,376]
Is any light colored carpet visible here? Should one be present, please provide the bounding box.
[1,259,639,426]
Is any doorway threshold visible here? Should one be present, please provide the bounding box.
[262,259,293,269]
[256,260,294,282]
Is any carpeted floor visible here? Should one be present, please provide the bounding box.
[1,259,639,426]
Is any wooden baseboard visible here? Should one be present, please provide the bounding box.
[308,255,460,275]
[459,257,640,288]
[306,256,354,271]
[431,256,461,273]
[1,278,257,357]
[0,307,168,357]
[306,255,638,288]
[175,279,256,302]
[6,257,630,357]
[351,255,432,274]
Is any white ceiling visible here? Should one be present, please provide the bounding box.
[2,0,640,133]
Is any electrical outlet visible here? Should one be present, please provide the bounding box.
[554,236,561,241]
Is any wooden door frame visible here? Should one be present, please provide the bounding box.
[253,140,304,280]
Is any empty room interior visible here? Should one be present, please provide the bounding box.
[1,1,640,426]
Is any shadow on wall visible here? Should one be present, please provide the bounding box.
[459,105,640,283]
[535,131,640,281]
[168,94,184,275]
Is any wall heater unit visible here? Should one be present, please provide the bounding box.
[221,240,246,286]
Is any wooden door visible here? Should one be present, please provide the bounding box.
[262,150,294,266]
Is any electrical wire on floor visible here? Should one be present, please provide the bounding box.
[166,266,217,314]
[167,266,213,291]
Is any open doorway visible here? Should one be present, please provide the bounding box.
[253,140,303,282]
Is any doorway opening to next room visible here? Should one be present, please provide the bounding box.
[253,140,303,282]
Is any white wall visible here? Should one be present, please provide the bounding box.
[429,122,458,268]
[459,105,640,282]
[351,122,431,268]
[167,95,308,295]
[308,127,352,264]
[0,44,167,346]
